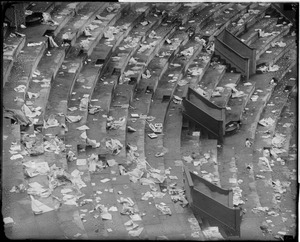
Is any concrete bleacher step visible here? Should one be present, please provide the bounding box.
[119,3,184,85]
[3,59,14,88]
[64,60,105,155]
[161,101,205,240]
[199,3,250,40]
[249,66,296,203]
[86,75,118,155]
[73,3,131,57]
[21,2,86,43]
[245,48,296,141]
[26,1,56,14]
[198,139,221,187]
[247,75,297,240]
[43,56,83,137]
[126,90,152,160]
[225,81,256,124]
[3,2,88,109]
[54,2,109,46]
[106,83,135,164]
[250,20,291,60]
[100,4,153,76]
[210,73,242,108]
[274,88,297,158]
[3,40,48,110]
[142,3,221,94]
[254,65,296,149]
[238,17,278,46]
[26,48,66,125]
[3,33,26,61]
[256,34,296,66]
[196,64,227,100]
[227,3,270,36]
[224,46,296,125]
[138,24,195,93]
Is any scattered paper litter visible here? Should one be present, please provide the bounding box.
[130,214,142,221]
[155,203,172,215]
[66,115,82,123]
[76,125,89,130]
[128,227,144,237]
[3,217,14,224]
[44,114,59,128]
[272,134,285,148]
[10,154,23,160]
[259,117,275,127]
[30,195,54,214]
[108,206,118,212]
[107,159,117,166]
[23,161,50,177]
[101,178,110,183]
[76,159,87,166]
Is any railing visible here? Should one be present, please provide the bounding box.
[183,166,242,237]
[182,86,225,143]
[215,29,256,80]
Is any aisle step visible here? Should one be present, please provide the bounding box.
[238,17,278,45]
[210,73,242,108]
[227,3,269,36]
[54,2,109,46]
[196,64,227,100]
[257,35,296,66]
[250,20,291,60]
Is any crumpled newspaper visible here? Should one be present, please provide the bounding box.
[106,138,123,155]
[44,114,59,129]
[155,203,172,215]
[258,117,275,127]
[271,41,286,48]
[272,133,285,148]
[180,47,194,57]
[23,161,50,177]
[44,136,65,154]
[4,108,31,126]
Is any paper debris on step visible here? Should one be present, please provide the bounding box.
[101,178,110,183]
[108,206,118,212]
[23,161,50,177]
[283,123,292,128]
[76,125,89,131]
[128,227,144,237]
[232,90,245,98]
[107,159,117,166]
[183,155,193,163]
[251,94,259,102]
[76,159,87,166]
[180,47,194,57]
[30,195,55,214]
[148,133,158,139]
[202,226,224,240]
[130,214,142,221]
[10,154,23,160]
[4,217,14,225]
[106,138,123,155]
[155,203,172,215]
[177,79,188,86]
[259,117,275,127]
[272,134,285,148]
[271,41,286,48]
[66,115,82,123]
[22,104,41,118]
[141,191,153,200]
[44,114,59,129]
[27,92,40,99]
